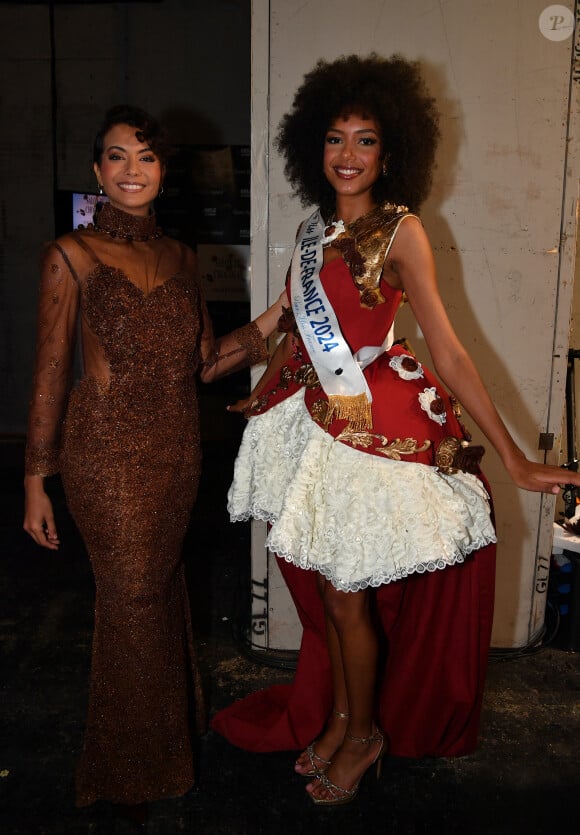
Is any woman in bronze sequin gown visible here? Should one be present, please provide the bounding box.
[23,106,284,812]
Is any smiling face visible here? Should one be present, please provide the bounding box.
[323,112,383,215]
[93,123,164,217]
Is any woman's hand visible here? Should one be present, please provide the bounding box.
[504,454,580,495]
[23,476,60,550]
[226,397,254,416]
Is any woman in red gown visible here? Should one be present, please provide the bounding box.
[212,55,579,806]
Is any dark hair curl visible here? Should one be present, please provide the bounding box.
[275,53,440,218]
[93,104,173,165]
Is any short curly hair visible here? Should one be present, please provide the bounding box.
[275,53,440,218]
[93,104,173,165]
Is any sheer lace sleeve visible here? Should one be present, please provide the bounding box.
[199,312,269,382]
[25,242,80,477]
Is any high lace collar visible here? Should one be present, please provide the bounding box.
[91,201,163,242]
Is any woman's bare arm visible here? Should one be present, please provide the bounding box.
[387,217,580,495]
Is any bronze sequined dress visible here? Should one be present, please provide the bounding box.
[25,203,212,807]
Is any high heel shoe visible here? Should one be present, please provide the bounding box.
[308,727,384,806]
[294,710,350,777]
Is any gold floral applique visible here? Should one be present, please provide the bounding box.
[294,363,320,388]
[248,361,320,416]
[335,427,431,460]
[310,399,331,427]
[279,365,294,390]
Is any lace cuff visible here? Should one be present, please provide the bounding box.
[25,444,60,477]
[230,320,269,365]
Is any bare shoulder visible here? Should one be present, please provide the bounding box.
[384,214,433,288]
[392,213,429,248]
[391,214,434,265]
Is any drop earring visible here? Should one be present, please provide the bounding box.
[97,183,104,196]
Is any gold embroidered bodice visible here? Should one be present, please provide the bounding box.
[329,202,415,308]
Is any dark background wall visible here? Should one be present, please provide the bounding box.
[0,0,250,433]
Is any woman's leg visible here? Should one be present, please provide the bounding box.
[306,582,383,800]
[294,575,350,774]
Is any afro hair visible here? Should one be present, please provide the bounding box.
[275,53,440,218]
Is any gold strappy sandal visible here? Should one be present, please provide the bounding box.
[309,728,384,806]
[294,710,350,777]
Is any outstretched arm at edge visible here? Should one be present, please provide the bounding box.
[387,217,580,495]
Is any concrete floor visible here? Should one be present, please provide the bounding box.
[1,437,579,835]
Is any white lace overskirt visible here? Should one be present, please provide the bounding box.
[227,390,496,592]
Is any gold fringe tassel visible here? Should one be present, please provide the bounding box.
[327,393,373,431]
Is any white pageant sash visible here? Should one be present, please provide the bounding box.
[290,209,394,429]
